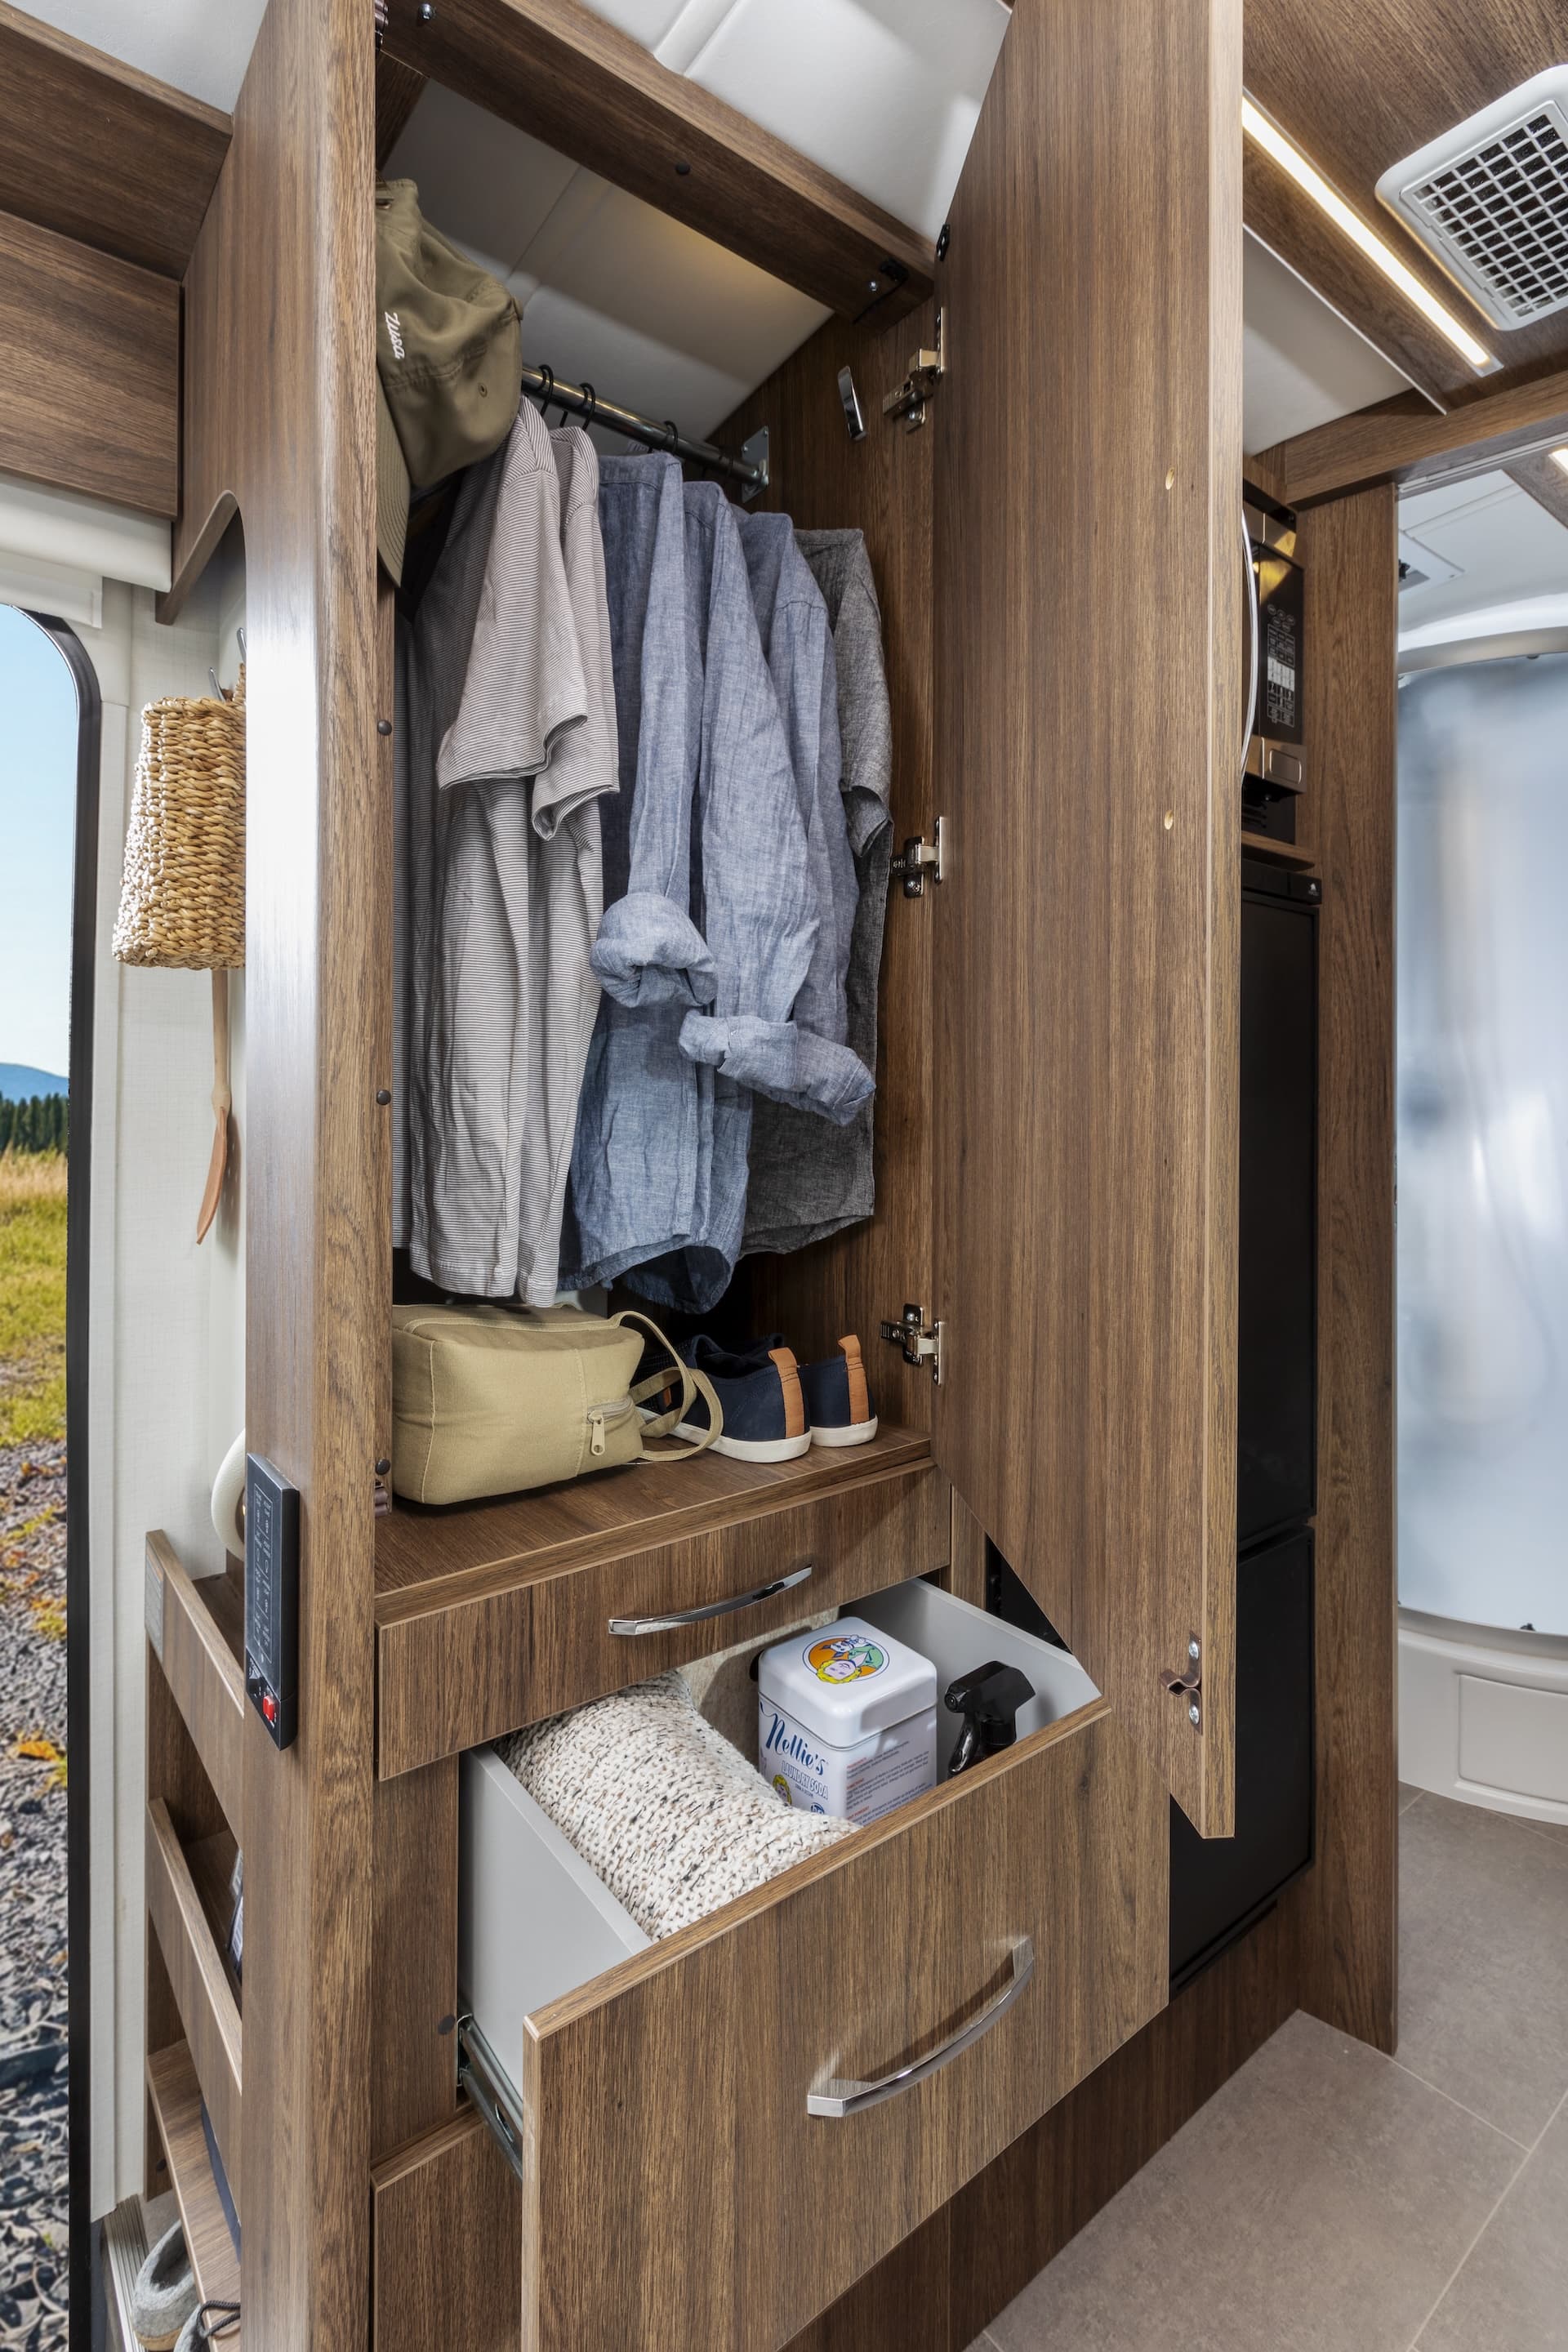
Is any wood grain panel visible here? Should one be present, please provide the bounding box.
[1263,362,1568,504]
[371,2111,519,2352]
[785,2212,952,2352]
[1245,0,1568,401]
[376,1452,947,1775]
[929,0,1243,1835]
[145,1532,245,1842]
[715,302,937,1438]
[378,0,933,323]
[372,1760,459,2157]
[146,1800,243,2205]
[0,2,229,277]
[522,1703,1165,2352]
[947,1491,988,1610]
[0,208,177,514]
[1506,447,1568,532]
[148,2042,243,2335]
[167,0,385,2343]
[1293,488,1398,2054]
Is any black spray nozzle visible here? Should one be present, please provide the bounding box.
[943,1660,1036,1778]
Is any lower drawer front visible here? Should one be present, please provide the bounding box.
[521,1699,1165,2352]
[376,1462,946,1776]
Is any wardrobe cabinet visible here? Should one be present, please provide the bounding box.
[124,0,1393,2345]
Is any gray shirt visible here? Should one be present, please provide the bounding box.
[742,528,894,1256]
[399,403,614,1298]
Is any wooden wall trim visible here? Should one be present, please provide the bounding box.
[1263,364,1568,506]
[378,0,933,323]
[169,0,384,2341]
[147,2043,243,2327]
[1293,486,1398,2053]
[0,1,229,278]
[0,207,177,515]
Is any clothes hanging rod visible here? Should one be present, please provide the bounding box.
[523,363,768,496]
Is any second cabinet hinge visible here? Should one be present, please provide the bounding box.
[883,306,945,431]
[880,1303,944,1385]
[889,815,945,898]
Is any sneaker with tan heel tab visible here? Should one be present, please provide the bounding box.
[674,1335,811,1463]
[799,1336,878,1447]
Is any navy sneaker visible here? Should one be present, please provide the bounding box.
[799,1336,878,1447]
[674,1334,809,1463]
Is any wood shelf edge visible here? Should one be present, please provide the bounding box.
[146,2040,242,2334]
[146,1530,246,1841]
[1241,830,1317,871]
[146,1798,243,2203]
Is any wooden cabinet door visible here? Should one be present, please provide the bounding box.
[929,0,1245,1834]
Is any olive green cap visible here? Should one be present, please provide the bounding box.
[374,178,522,583]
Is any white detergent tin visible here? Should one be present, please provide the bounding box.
[757,1616,938,1825]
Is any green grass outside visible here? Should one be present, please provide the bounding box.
[0,1151,68,1446]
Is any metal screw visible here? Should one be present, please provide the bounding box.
[867,279,880,294]
[416,2,434,20]
[376,718,392,736]
[375,1457,391,1477]
[675,159,691,176]
[376,1089,391,1106]
[936,223,951,261]
[1188,1701,1201,1727]
[1188,1637,1200,1662]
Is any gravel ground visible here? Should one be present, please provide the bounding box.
[0,1439,69,2351]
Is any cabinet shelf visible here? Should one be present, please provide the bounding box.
[147,2041,241,2339]
[1241,829,1318,871]
[372,1425,944,1778]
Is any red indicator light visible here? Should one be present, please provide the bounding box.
[262,1691,278,1725]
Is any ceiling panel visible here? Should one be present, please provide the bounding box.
[1398,469,1568,631]
[684,0,1010,240]
[1242,230,1414,451]
[11,0,266,110]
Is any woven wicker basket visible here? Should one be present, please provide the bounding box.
[113,672,245,969]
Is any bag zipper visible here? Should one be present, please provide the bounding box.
[587,1397,635,1458]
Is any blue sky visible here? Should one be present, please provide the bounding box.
[0,604,78,1080]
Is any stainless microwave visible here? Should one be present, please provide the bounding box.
[1243,490,1305,828]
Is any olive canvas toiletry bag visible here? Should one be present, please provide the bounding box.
[390,1304,718,1506]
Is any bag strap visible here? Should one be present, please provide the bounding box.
[611,1310,723,1460]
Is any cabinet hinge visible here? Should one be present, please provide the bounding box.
[882,306,945,431]
[373,0,389,47]
[889,815,945,898]
[1161,1636,1202,1730]
[880,1303,944,1385]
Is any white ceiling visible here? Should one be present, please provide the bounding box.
[1242,231,1414,452]
[13,0,269,112]
[1397,470,1568,637]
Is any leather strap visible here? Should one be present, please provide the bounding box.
[611,1310,722,1459]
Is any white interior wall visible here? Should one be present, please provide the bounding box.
[65,566,245,2215]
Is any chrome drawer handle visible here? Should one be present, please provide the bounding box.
[608,1561,813,1637]
[807,1937,1035,2119]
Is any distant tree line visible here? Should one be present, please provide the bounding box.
[0,1094,69,1155]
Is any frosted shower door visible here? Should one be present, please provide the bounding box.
[1398,653,1568,1634]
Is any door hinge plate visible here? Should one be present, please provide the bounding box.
[889,814,945,898]
[880,1303,944,1384]
[883,306,945,430]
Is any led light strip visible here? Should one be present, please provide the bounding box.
[1242,96,1498,375]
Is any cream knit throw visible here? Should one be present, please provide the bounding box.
[497,1671,854,1939]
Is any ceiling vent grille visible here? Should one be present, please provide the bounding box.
[1377,68,1568,331]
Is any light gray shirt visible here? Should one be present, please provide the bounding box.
[400,403,615,1299]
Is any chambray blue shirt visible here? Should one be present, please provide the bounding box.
[565,461,873,1312]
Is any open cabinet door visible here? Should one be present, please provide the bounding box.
[929,0,1244,1834]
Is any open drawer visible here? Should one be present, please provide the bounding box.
[453,1581,1167,2351]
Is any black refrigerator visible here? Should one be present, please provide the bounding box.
[1169,857,1319,1984]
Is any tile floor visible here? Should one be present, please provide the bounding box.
[965,1788,1568,2352]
